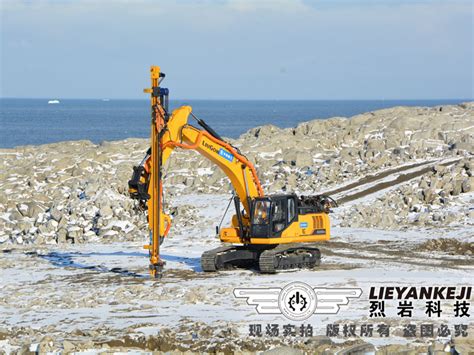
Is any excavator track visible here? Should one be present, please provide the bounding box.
[202,243,321,273]
[259,243,321,274]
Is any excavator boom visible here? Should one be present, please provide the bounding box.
[159,105,264,214]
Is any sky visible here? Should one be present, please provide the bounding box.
[1,0,472,100]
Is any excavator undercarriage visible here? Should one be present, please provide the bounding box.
[201,244,322,273]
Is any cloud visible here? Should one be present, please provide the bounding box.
[1,0,472,99]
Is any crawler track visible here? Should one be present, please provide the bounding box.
[259,244,321,273]
[201,243,321,273]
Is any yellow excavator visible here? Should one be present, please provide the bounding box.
[128,66,336,278]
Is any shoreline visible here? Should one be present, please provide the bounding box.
[1,101,472,150]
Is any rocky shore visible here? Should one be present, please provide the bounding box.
[1,102,473,246]
[0,102,473,353]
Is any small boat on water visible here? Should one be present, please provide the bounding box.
[48,99,60,104]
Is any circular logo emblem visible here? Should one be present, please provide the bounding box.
[278,282,317,321]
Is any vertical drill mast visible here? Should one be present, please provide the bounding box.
[145,66,165,278]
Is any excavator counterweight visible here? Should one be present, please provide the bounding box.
[129,66,336,277]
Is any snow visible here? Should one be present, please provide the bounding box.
[0,340,20,353]
[1,192,472,348]
[258,150,282,159]
[197,167,214,176]
[1,140,473,351]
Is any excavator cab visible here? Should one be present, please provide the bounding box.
[251,195,298,238]
[222,193,336,245]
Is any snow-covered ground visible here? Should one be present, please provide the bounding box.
[1,193,472,353]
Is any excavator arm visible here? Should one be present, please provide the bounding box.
[143,105,265,241]
[129,73,264,276]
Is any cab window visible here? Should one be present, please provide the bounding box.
[253,200,271,225]
[272,199,286,232]
[288,198,296,222]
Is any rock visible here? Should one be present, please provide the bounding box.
[67,226,83,243]
[461,178,471,193]
[433,164,446,173]
[418,179,429,190]
[16,203,29,217]
[47,219,58,230]
[295,152,313,167]
[423,188,436,204]
[57,228,67,243]
[441,182,453,196]
[185,177,194,186]
[38,336,55,353]
[286,174,297,187]
[8,209,23,221]
[366,138,385,151]
[444,212,458,224]
[50,208,63,222]
[58,216,68,229]
[38,224,53,235]
[19,202,44,219]
[249,125,280,138]
[17,219,34,233]
[452,179,463,195]
[392,147,406,155]
[453,141,474,151]
[63,340,75,352]
[100,205,113,218]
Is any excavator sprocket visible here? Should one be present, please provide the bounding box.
[259,243,321,274]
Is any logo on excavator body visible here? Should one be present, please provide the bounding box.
[300,222,308,228]
[202,141,234,162]
[218,148,234,162]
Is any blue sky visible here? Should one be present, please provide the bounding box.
[1,0,472,99]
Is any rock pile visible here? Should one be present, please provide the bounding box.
[164,102,473,194]
[339,158,474,229]
[0,103,473,244]
[0,140,149,245]
[169,204,201,230]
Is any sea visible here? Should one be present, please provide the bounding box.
[0,98,468,148]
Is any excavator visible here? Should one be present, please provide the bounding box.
[128,66,336,278]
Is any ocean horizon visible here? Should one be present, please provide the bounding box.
[0,98,470,148]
